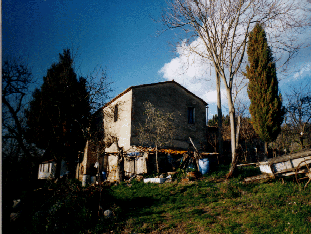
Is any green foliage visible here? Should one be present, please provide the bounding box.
[13,179,111,233]
[244,24,285,145]
[208,114,229,127]
[175,168,187,180]
[236,165,261,179]
[26,49,91,173]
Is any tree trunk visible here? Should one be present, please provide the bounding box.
[156,144,159,173]
[115,139,123,182]
[216,72,224,156]
[236,116,241,149]
[97,146,100,183]
[3,97,33,160]
[264,142,268,156]
[226,92,237,178]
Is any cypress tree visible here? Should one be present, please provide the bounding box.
[26,49,91,178]
[244,24,285,154]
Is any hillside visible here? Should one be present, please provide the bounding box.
[6,165,311,234]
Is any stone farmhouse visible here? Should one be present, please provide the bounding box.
[76,80,209,182]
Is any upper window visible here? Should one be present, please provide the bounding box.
[188,107,195,124]
[114,104,118,122]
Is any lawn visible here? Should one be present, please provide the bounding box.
[10,165,311,234]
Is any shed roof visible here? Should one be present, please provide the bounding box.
[102,80,208,109]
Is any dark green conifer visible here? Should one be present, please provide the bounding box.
[244,24,285,153]
[26,49,91,177]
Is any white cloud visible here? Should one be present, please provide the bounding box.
[159,0,311,115]
[293,62,311,80]
[203,88,227,104]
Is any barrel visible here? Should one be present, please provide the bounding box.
[102,171,107,181]
[199,158,210,175]
[82,174,90,187]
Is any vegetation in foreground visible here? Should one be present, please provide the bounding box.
[9,165,311,234]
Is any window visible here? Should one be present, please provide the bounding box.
[188,107,195,124]
[114,104,118,122]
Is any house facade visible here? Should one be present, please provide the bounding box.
[77,80,208,182]
[103,80,208,151]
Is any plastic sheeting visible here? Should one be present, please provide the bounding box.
[135,154,148,174]
[124,157,135,177]
[107,155,119,182]
[127,152,142,157]
[106,152,148,181]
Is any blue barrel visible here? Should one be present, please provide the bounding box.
[101,171,107,181]
[199,158,209,175]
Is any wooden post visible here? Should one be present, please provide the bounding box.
[189,137,200,171]
[189,137,198,152]
[96,146,100,183]
[156,144,159,173]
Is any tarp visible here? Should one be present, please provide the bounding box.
[106,152,148,181]
[124,157,135,177]
[135,153,148,174]
[107,155,119,182]
[127,152,142,157]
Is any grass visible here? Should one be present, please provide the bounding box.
[10,165,311,233]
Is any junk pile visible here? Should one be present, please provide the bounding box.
[82,138,219,186]
[144,151,211,184]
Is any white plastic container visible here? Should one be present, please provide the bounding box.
[143,178,167,184]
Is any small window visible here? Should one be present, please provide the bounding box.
[114,104,118,122]
[188,107,195,124]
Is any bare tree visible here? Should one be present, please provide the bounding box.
[207,127,218,152]
[86,66,113,113]
[285,84,311,148]
[271,124,295,154]
[161,0,310,177]
[2,58,34,160]
[137,102,177,173]
[2,58,37,226]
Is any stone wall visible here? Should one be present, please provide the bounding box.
[104,90,133,152]
[76,140,104,181]
[131,82,207,150]
[77,81,208,182]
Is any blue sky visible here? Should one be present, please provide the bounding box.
[3,0,175,95]
[3,0,311,119]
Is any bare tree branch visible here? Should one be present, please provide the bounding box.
[161,0,310,177]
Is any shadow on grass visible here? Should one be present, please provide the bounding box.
[12,163,301,234]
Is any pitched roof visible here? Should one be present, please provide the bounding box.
[103,80,208,108]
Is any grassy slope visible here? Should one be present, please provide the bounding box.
[106,167,311,234]
[11,165,311,234]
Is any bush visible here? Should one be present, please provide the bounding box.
[15,179,114,233]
